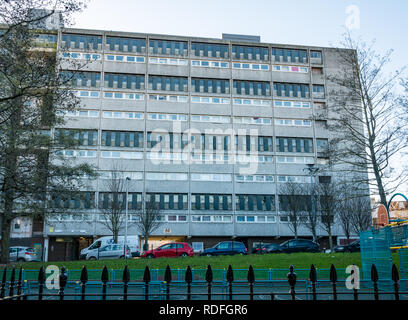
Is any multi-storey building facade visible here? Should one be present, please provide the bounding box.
[39,28,363,260]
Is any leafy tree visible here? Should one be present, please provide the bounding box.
[0,0,93,263]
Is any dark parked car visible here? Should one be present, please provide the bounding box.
[333,240,360,253]
[278,239,320,253]
[200,241,248,257]
[252,243,281,254]
[251,243,268,254]
[261,243,282,254]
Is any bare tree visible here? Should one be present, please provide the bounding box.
[279,182,309,239]
[302,183,319,242]
[350,196,372,235]
[327,33,408,206]
[316,181,339,251]
[98,169,128,244]
[134,199,163,251]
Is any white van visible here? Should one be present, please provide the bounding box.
[80,235,140,260]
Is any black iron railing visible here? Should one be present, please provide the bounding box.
[0,263,406,301]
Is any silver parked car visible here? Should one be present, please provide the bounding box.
[9,247,40,262]
[86,244,132,260]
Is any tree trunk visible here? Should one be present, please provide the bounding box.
[143,235,149,251]
[0,218,11,264]
[328,232,333,252]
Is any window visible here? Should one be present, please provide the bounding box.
[192,194,232,211]
[236,175,274,183]
[149,76,188,92]
[191,114,230,123]
[102,131,143,148]
[104,73,145,90]
[106,36,146,53]
[191,60,229,68]
[236,195,275,211]
[279,195,311,212]
[232,45,269,61]
[147,113,187,121]
[312,85,325,99]
[52,192,95,210]
[272,48,307,63]
[149,94,188,103]
[319,176,332,184]
[233,62,269,71]
[277,176,308,183]
[61,33,102,50]
[276,137,313,153]
[146,172,188,181]
[316,139,328,153]
[191,96,230,105]
[149,39,188,56]
[191,173,232,182]
[149,57,187,65]
[103,111,144,120]
[310,50,323,64]
[191,78,230,94]
[55,129,98,146]
[275,119,312,127]
[276,156,314,164]
[106,54,145,63]
[273,65,308,73]
[274,100,310,108]
[233,80,270,96]
[233,117,271,125]
[191,42,229,59]
[146,193,188,210]
[233,98,270,106]
[61,71,101,88]
[100,151,143,159]
[273,83,310,98]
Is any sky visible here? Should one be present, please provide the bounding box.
[70,0,408,198]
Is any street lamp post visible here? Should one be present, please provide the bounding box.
[124,176,131,258]
[304,164,319,242]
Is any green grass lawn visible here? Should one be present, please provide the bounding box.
[0,252,401,281]
[12,252,368,271]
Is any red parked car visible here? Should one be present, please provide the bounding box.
[141,242,194,258]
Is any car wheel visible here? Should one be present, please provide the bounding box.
[17,258,25,262]
[88,256,97,261]
[206,253,212,257]
[147,254,155,259]
[119,256,124,259]
[180,253,188,257]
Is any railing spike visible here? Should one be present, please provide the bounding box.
[371,264,378,283]
[185,266,192,284]
[164,265,172,283]
[247,265,255,283]
[392,264,399,283]
[206,265,213,283]
[309,264,317,283]
[38,265,45,284]
[101,265,109,283]
[80,265,88,284]
[226,265,234,283]
[123,265,130,284]
[143,266,151,283]
[329,264,337,283]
